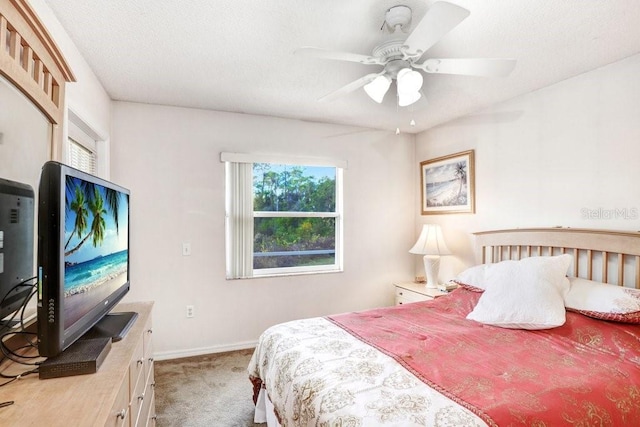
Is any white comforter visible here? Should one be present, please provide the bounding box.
[248,317,486,427]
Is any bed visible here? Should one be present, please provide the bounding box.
[248,228,640,426]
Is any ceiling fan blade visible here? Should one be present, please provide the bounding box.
[417,58,517,77]
[294,47,383,65]
[318,73,384,102]
[403,2,470,58]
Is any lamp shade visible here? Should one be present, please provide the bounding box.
[409,224,451,256]
[364,75,392,103]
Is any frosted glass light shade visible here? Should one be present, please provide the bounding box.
[397,68,423,107]
[398,91,422,107]
[397,68,423,92]
[364,75,392,103]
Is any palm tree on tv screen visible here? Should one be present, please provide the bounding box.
[64,178,119,257]
[88,187,107,247]
[64,186,88,250]
[65,178,121,233]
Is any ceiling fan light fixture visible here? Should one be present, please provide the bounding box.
[398,90,422,107]
[397,68,423,93]
[364,75,392,103]
[397,68,423,107]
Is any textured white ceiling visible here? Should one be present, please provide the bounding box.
[44,0,640,134]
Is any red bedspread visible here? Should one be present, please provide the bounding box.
[328,288,640,426]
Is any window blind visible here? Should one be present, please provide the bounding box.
[225,161,254,278]
[67,137,96,175]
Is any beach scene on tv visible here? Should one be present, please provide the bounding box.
[64,176,129,327]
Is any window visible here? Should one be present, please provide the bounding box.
[223,153,344,279]
[66,114,97,175]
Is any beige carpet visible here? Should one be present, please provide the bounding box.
[154,348,262,427]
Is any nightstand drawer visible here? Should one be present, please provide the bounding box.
[395,287,431,305]
[393,282,448,306]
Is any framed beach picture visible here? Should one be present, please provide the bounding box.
[419,150,475,215]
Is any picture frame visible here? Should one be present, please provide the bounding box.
[419,149,475,215]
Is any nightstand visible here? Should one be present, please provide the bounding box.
[394,281,449,306]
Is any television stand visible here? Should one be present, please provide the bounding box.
[82,311,138,342]
[38,312,139,379]
[39,337,112,379]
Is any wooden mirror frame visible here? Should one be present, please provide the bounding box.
[1,0,74,160]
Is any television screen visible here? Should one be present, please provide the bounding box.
[38,161,132,358]
[63,175,129,328]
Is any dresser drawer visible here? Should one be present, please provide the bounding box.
[145,394,156,427]
[143,320,154,380]
[104,377,130,427]
[138,369,155,427]
[129,337,145,393]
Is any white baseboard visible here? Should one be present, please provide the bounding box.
[153,340,258,361]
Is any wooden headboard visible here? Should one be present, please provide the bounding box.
[474,228,640,289]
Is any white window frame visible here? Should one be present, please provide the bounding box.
[222,152,346,279]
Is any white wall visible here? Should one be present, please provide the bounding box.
[29,0,112,177]
[110,102,415,358]
[415,53,640,281]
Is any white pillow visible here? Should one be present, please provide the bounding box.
[565,277,640,323]
[453,264,487,291]
[466,255,572,330]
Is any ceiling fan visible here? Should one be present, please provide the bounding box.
[295,1,516,107]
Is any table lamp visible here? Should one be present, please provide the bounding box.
[409,224,451,288]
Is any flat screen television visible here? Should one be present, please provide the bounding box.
[0,177,35,327]
[37,161,134,358]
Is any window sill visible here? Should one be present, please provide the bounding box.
[226,268,343,280]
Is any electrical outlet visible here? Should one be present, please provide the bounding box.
[186,305,195,318]
[182,242,191,256]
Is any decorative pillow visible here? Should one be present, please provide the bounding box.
[565,277,640,323]
[466,254,572,330]
[452,264,487,292]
